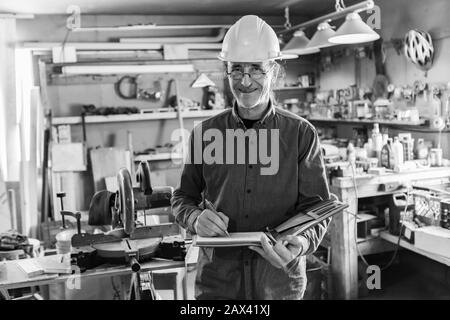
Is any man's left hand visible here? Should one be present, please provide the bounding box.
[249,235,308,269]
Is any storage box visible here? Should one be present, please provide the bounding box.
[414,226,450,258]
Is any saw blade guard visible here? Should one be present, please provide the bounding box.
[117,167,135,235]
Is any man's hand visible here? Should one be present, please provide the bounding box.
[249,235,308,269]
[194,209,229,237]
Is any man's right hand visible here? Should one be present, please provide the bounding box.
[194,209,229,237]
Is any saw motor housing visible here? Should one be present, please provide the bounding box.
[113,161,174,235]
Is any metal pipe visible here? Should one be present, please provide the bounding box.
[72,24,231,32]
[278,0,375,35]
[120,28,226,44]
[21,42,222,51]
[0,14,34,19]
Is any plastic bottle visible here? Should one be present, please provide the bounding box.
[415,138,428,160]
[380,138,394,169]
[371,123,383,160]
[365,138,373,157]
[347,142,356,164]
[393,136,404,168]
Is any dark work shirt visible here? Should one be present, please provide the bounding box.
[171,101,330,300]
[241,117,259,129]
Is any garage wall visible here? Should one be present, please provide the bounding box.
[318,0,450,89]
[315,0,450,158]
[15,14,312,211]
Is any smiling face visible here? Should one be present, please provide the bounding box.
[227,61,275,110]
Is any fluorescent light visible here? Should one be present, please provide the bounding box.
[306,22,337,51]
[282,30,320,56]
[61,64,195,75]
[328,12,380,44]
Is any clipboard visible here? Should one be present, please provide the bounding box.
[193,199,348,247]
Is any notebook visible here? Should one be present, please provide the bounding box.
[193,199,348,247]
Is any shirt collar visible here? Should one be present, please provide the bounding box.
[231,99,276,126]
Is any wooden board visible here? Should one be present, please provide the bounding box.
[0,174,11,232]
[89,148,131,192]
[52,143,86,172]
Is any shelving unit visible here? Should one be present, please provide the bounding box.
[134,153,183,162]
[306,117,426,126]
[274,86,316,91]
[52,109,225,125]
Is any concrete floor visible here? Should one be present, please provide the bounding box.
[359,250,450,300]
[156,249,450,300]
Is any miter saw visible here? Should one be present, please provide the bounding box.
[61,161,186,299]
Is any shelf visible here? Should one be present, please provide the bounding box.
[52,109,224,125]
[274,86,316,91]
[379,230,450,266]
[134,153,183,162]
[306,117,425,126]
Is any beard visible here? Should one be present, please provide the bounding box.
[233,84,271,109]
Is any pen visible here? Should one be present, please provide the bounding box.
[204,199,230,237]
[264,228,277,246]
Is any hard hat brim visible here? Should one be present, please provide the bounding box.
[217,52,284,63]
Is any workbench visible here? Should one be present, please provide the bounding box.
[329,166,450,299]
[0,245,199,300]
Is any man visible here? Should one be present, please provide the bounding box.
[171,15,330,300]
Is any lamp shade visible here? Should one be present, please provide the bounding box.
[328,12,380,44]
[306,22,337,51]
[282,30,320,55]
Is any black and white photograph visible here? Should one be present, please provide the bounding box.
[1,0,450,305]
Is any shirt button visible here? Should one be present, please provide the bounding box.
[249,165,253,169]
[247,189,251,193]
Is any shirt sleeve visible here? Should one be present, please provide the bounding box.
[296,122,331,256]
[170,125,205,234]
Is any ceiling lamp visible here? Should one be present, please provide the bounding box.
[306,22,337,51]
[282,30,320,56]
[328,12,380,44]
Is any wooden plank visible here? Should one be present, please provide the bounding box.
[51,143,87,172]
[52,109,223,125]
[0,174,11,232]
[90,148,130,192]
[329,186,358,300]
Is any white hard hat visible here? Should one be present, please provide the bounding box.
[404,29,434,71]
[219,15,282,62]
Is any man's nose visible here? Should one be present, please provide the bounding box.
[241,73,252,87]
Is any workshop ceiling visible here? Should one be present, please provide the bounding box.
[0,0,360,17]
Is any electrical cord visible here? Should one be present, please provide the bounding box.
[349,161,411,271]
[59,29,72,64]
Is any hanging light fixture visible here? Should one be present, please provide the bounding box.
[328,12,380,44]
[282,30,320,55]
[306,22,337,51]
[279,7,299,59]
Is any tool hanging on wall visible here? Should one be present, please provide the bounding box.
[372,38,389,101]
[115,76,163,101]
